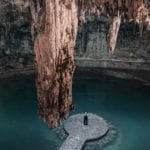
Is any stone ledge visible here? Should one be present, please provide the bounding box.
[75,58,150,71]
[60,113,109,150]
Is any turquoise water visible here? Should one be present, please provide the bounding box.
[0,76,150,150]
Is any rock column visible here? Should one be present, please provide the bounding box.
[30,0,78,128]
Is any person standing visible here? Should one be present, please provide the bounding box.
[84,112,88,125]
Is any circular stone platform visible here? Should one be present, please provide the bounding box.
[60,113,109,150]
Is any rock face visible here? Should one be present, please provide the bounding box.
[0,0,150,74]
[0,0,33,73]
[30,0,78,127]
[75,0,150,59]
[75,13,109,59]
[75,17,150,60]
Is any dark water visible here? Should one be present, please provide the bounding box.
[0,76,150,150]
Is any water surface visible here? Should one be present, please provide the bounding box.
[0,76,150,150]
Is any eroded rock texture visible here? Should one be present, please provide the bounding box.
[30,0,78,127]
[0,0,33,73]
[76,0,150,56]
[30,0,150,127]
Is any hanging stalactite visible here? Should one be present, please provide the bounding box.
[30,0,78,128]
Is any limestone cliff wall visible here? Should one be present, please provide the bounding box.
[75,14,150,71]
[0,0,33,74]
[0,0,150,75]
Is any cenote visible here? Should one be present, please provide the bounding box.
[0,75,150,150]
